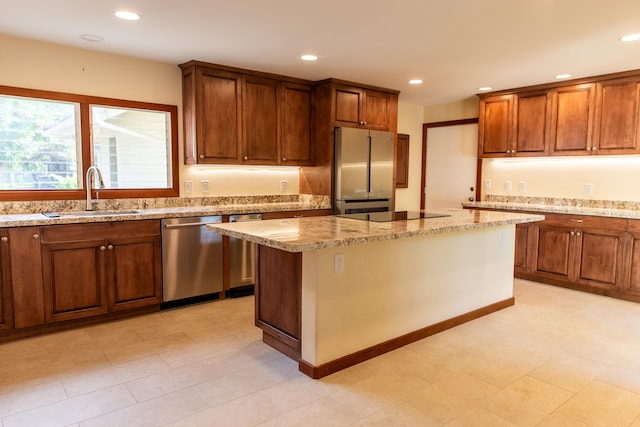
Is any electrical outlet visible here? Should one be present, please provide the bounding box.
[484,179,492,190]
[505,181,512,192]
[334,254,344,273]
[280,180,288,193]
[201,180,209,193]
[584,183,593,195]
[519,181,527,193]
[184,180,193,194]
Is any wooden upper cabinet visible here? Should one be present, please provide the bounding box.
[593,76,640,154]
[549,83,596,155]
[395,133,409,188]
[478,94,513,156]
[180,61,316,166]
[280,82,314,166]
[513,91,550,155]
[334,85,394,131]
[242,76,279,164]
[185,66,242,164]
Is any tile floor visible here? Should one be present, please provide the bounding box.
[2,279,640,426]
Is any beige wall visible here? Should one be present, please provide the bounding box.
[0,33,300,197]
[423,97,479,123]
[395,102,424,211]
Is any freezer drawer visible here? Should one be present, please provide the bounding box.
[161,216,224,304]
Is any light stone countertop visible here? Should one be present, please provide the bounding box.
[207,208,545,252]
[0,201,330,228]
[462,201,640,219]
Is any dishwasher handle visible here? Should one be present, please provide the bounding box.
[163,221,221,229]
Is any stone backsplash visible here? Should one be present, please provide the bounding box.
[0,194,331,215]
[485,195,640,211]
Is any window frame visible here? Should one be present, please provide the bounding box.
[0,85,179,201]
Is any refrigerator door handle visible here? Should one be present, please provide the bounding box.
[366,136,372,194]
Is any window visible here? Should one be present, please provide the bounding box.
[0,85,178,200]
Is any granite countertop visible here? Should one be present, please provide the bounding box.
[207,208,544,252]
[0,199,330,228]
[462,201,640,220]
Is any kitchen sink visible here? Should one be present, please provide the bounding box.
[43,210,141,218]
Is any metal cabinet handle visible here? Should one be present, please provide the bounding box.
[586,147,591,151]
[100,245,106,251]
[570,231,575,236]
[592,147,597,152]
[0,236,7,243]
[32,234,40,240]
[243,155,248,160]
[576,232,581,236]
[107,245,114,250]
[570,219,584,223]
[282,157,287,162]
[199,154,204,159]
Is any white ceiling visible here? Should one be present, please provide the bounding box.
[2,0,640,106]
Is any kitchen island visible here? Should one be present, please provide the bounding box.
[208,209,544,378]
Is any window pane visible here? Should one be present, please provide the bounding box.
[91,105,171,189]
[0,95,80,190]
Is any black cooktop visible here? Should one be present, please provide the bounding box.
[337,211,450,222]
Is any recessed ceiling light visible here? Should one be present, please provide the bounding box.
[478,87,492,91]
[408,79,423,85]
[300,54,318,61]
[555,74,572,79]
[620,33,640,42]
[115,10,140,20]
[80,34,104,42]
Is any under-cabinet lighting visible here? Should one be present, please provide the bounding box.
[115,10,140,21]
[621,33,640,42]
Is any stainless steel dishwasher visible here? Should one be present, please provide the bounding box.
[227,213,262,297]
[161,216,224,307]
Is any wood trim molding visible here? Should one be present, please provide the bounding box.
[298,296,514,379]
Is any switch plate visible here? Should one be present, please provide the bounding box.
[184,180,193,194]
[505,181,512,192]
[519,181,526,193]
[201,180,209,193]
[484,179,492,190]
[334,253,344,273]
[280,180,288,193]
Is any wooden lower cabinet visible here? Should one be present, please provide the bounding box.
[39,220,162,323]
[255,245,301,359]
[0,229,12,330]
[9,227,45,329]
[573,226,625,291]
[624,220,640,296]
[514,222,534,274]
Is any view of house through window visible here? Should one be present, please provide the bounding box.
[91,105,171,189]
[0,95,80,190]
[0,87,178,199]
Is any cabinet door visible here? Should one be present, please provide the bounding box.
[533,223,575,282]
[41,239,108,322]
[9,227,44,328]
[280,82,314,165]
[514,222,534,274]
[478,94,513,157]
[593,76,640,154]
[549,83,595,155]
[242,76,278,164]
[108,234,162,311]
[623,221,640,296]
[0,230,12,330]
[573,227,625,291]
[395,133,409,188]
[334,86,363,127]
[195,68,242,163]
[363,89,391,130]
[513,91,549,155]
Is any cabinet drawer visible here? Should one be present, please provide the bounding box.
[542,213,627,230]
[41,220,160,243]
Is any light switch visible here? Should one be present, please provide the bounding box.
[519,181,526,193]
[584,183,593,195]
[334,254,344,273]
[201,180,209,193]
[505,181,512,192]
[484,179,492,190]
[184,180,193,194]
[280,180,288,193]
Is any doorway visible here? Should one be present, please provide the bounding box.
[420,119,479,210]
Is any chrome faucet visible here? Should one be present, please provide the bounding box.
[85,165,105,210]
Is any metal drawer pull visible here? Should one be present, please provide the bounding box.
[1,236,7,242]
[570,219,584,223]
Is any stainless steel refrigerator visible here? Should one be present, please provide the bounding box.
[334,126,395,214]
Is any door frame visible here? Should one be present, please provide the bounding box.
[420,118,480,210]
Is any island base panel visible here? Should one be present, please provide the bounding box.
[299,296,514,379]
